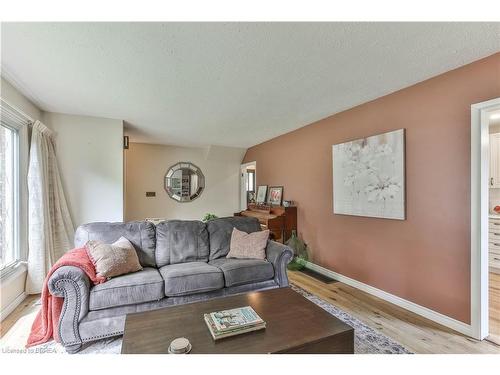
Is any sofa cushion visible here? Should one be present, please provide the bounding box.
[89,267,164,310]
[75,221,156,267]
[155,220,210,267]
[206,217,262,260]
[159,262,224,297]
[209,258,274,287]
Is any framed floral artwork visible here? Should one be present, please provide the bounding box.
[332,129,405,220]
[267,186,283,206]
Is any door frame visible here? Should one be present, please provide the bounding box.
[240,161,256,211]
[470,97,500,339]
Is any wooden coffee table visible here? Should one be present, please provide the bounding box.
[121,287,354,354]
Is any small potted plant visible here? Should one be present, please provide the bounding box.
[202,213,218,222]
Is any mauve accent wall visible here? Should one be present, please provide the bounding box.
[243,53,500,323]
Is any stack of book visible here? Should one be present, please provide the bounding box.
[204,306,266,340]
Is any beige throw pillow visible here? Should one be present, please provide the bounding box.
[226,228,269,260]
[85,236,142,279]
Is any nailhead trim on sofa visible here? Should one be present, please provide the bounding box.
[55,279,82,346]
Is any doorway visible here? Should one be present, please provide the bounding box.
[471,98,500,341]
[486,108,500,344]
[240,161,256,211]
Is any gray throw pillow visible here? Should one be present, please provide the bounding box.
[85,236,142,279]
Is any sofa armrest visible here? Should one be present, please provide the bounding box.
[266,240,293,287]
[48,266,91,351]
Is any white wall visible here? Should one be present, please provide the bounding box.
[42,112,124,227]
[125,143,246,221]
[1,78,125,318]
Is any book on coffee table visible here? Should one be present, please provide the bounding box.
[204,306,266,340]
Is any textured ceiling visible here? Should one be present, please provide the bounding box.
[1,22,499,147]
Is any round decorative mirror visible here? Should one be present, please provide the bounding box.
[164,162,205,202]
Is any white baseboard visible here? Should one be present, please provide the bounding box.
[0,292,27,322]
[304,261,474,337]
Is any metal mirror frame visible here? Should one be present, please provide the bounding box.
[164,162,205,202]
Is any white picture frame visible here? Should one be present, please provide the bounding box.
[256,185,268,204]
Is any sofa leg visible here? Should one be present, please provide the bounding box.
[65,343,82,354]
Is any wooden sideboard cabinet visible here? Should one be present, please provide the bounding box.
[235,204,297,244]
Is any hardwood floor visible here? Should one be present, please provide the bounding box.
[489,271,500,345]
[1,272,499,353]
[0,294,39,338]
[289,270,500,354]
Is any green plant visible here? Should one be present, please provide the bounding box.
[202,213,218,222]
[285,230,309,271]
[287,255,308,271]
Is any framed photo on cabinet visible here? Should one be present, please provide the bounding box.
[256,185,268,204]
[267,186,283,206]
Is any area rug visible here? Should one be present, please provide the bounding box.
[1,285,412,354]
[290,284,412,354]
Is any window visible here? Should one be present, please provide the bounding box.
[0,100,29,275]
[246,169,255,192]
[0,122,19,270]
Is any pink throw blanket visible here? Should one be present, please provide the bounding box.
[26,247,106,347]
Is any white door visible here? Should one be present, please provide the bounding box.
[240,166,248,210]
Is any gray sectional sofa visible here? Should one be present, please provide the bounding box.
[47,216,293,353]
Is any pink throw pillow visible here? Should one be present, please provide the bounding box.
[227,228,269,260]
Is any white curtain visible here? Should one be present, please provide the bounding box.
[26,121,74,294]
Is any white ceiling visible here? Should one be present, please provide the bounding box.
[1,22,499,148]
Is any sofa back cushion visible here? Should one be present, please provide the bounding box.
[155,220,210,267]
[74,221,156,267]
[206,217,261,260]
